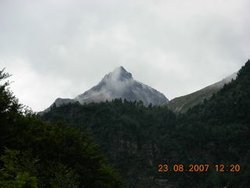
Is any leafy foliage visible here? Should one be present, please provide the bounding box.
[0,69,122,188]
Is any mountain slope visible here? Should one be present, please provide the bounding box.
[47,66,168,111]
[167,72,237,113]
[185,60,250,124]
[171,60,250,187]
[75,66,168,106]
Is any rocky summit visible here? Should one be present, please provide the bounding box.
[49,66,169,110]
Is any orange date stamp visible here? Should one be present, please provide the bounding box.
[158,164,241,173]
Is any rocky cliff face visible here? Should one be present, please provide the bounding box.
[46,66,168,111]
[75,66,168,106]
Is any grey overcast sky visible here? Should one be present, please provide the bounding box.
[0,0,249,111]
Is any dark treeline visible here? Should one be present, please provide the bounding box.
[43,61,250,187]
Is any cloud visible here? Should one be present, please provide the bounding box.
[0,0,249,111]
[0,57,81,111]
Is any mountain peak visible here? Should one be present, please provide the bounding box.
[103,66,133,82]
[47,66,169,109]
[73,66,168,106]
[115,66,126,72]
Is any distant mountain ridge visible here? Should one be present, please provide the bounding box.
[167,72,237,113]
[45,66,238,114]
[47,66,169,111]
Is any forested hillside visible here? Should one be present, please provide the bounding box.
[44,100,177,187]
[0,69,122,187]
[1,60,249,188]
[43,61,250,187]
